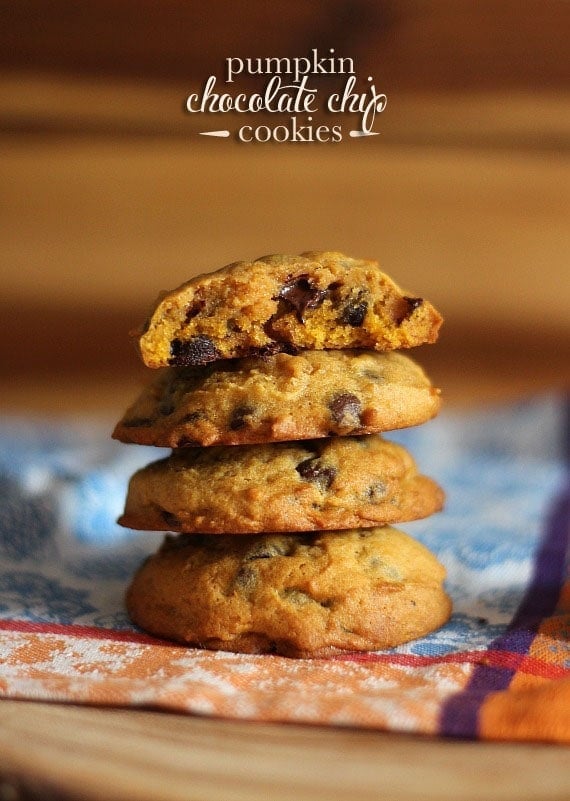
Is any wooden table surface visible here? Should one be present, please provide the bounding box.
[1,699,570,801]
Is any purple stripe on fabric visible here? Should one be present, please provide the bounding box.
[440,398,570,738]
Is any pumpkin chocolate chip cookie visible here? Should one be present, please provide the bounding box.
[137,251,443,367]
[118,435,444,534]
[125,526,452,657]
[113,350,441,447]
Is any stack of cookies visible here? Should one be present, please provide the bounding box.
[114,251,451,658]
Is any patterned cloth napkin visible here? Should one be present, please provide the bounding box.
[0,396,568,742]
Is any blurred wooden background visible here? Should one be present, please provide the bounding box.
[1,0,569,412]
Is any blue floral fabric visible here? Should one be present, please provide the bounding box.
[0,396,567,654]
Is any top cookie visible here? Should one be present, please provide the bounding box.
[137,251,443,367]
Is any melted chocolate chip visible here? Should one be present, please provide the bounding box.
[339,295,368,327]
[394,296,423,325]
[169,335,221,366]
[184,299,206,324]
[296,458,337,490]
[277,275,327,323]
[229,404,256,431]
[329,393,362,425]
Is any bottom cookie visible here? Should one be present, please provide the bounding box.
[126,526,451,658]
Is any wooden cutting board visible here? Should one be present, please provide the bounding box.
[1,700,570,801]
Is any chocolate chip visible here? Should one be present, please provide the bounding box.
[181,411,203,423]
[250,342,289,359]
[403,296,423,313]
[297,533,320,547]
[366,482,387,502]
[158,400,176,416]
[329,393,362,425]
[159,374,191,416]
[161,533,195,552]
[176,436,201,447]
[229,404,256,431]
[234,566,257,592]
[169,335,221,366]
[245,539,292,560]
[184,299,206,323]
[296,458,337,490]
[277,275,327,323]
[394,296,423,325]
[121,417,154,428]
[339,294,368,327]
[281,588,313,606]
[361,369,384,382]
[159,509,180,528]
[174,411,204,446]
